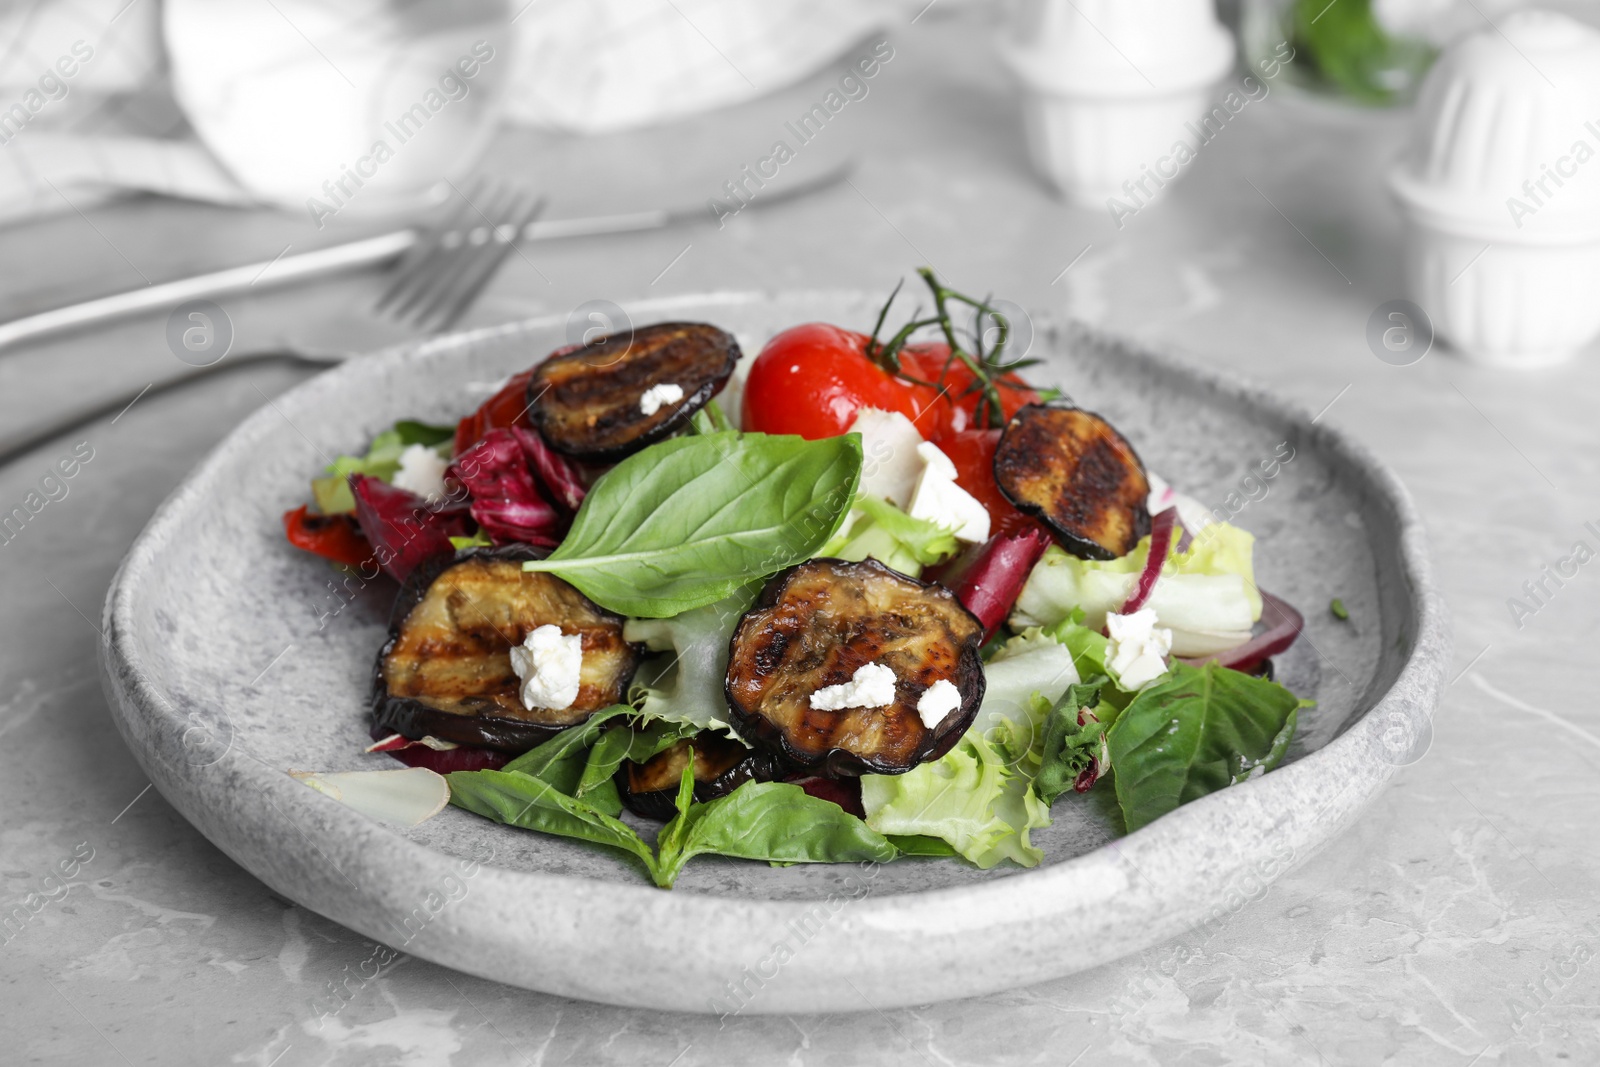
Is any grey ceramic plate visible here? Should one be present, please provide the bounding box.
[100,292,1449,1015]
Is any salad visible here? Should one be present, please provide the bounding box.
[283,270,1312,888]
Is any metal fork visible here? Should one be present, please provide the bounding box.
[0,181,544,464]
[376,178,545,332]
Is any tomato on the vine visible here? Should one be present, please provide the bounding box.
[741,324,962,440]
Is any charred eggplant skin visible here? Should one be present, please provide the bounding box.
[993,403,1152,561]
[724,558,986,778]
[372,546,642,753]
[615,733,779,821]
[528,322,740,461]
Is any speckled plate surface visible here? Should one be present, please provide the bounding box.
[99,291,1449,1015]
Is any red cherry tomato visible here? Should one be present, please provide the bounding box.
[282,505,374,569]
[937,430,1044,539]
[741,324,959,440]
[902,346,1040,430]
[455,368,536,455]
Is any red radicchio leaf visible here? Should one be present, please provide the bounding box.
[448,428,563,548]
[348,474,471,583]
[927,526,1053,642]
[365,730,511,772]
[511,425,586,513]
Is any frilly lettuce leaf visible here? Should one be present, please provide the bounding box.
[972,627,1081,760]
[861,729,1051,869]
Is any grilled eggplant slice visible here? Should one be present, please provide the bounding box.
[615,733,778,821]
[373,547,642,753]
[993,404,1151,561]
[528,322,740,461]
[725,559,985,777]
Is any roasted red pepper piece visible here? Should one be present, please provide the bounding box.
[282,505,374,569]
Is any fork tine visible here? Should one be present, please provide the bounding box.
[397,180,516,331]
[374,180,482,317]
[417,191,546,332]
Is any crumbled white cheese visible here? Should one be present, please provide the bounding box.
[849,407,927,510]
[392,443,449,502]
[809,662,897,711]
[1105,609,1173,690]
[509,624,583,711]
[639,382,685,416]
[907,441,991,543]
[916,679,962,729]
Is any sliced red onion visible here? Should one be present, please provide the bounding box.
[927,526,1053,641]
[1181,590,1305,673]
[349,474,471,583]
[1120,507,1177,615]
[511,425,587,513]
[448,429,563,548]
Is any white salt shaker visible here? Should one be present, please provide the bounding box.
[1389,11,1600,367]
[998,0,1235,209]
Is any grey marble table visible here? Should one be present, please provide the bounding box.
[3,9,1597,1066]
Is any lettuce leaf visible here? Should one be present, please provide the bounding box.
[1012,522,1261,655]
[861,730,1051,869]
[624,584,761,732]
[971,627,1081,760]
[1107,661,1310,832]
[313,419,454,514]
[820,493,959,577]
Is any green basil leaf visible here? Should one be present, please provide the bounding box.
[1107,662,1312,833]
[522,432,862,617]
[445,769,657,874]
[500,704,634,786]
[653,780,898,888]
[576,719,700,800]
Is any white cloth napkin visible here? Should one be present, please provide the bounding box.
[0,0,897,227]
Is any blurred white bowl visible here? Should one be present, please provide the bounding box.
[165,0,513,219]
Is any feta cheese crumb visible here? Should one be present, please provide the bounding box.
[392,443,449,502]
[809,662,897,711]
[848,407,926,510]
[639,382,685,416]
[916,679,962,728]
[509,624,583,711]
[907,442,991,543]
[1105,609,1173,690]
